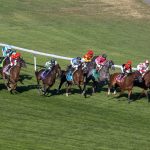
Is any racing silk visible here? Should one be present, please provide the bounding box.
[71,58,81,69]
[137,63,149,76]
[82,53,93,62]
[121,64,132,74]
[45,62,52,70]
[44,60,57,70]
[2,48,12,57]
[10,52,21,66]
[95,56,106,68]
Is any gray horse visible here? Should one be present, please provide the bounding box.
[82,58,115,98]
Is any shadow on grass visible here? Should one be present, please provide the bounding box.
[19,74,33,84]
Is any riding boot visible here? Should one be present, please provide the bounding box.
[120,73,124,80]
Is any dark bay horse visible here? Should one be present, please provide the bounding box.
[108,72,139,103]
[135,70,150,102]
[35,64,61,95]
[2,57,26,93]
[57,64,87,96]
[82,59,115,97]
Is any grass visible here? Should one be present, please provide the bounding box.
[0,0,150,150]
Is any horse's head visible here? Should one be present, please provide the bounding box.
[17,57,27,68]
[102,60,115,71]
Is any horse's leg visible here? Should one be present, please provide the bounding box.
[128,89,132,103]
[57,75,66,93]
[142,89,150,103]
[42,84,48,96]
[66,82,71,96]
[77,83,82,94]
[148,90,150,103]
[113,84,118,95]
[82,77,89,98]
[108,81,114,96]
[91,76,97,93]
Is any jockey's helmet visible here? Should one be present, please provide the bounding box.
[6,45,12,50]
[102,54,107,58]
[127,60,132,65]
[16,52,21,58]
[88,50,94,55]
[145,60,149,66]
[77,57,81,60]
[145,60,149,64]
[51,58,56,64]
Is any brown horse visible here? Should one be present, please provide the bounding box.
[57,64,87,96]
[108,72,138,103]
[137,70,150,102]
[35,64,61,95]
[2,57,26,93]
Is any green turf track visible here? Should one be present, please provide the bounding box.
[0,0,150,150]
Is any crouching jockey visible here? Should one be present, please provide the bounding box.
[82,50,94,63]
[120,60,132,79]
[95,53,107,70]
[70,57,82,71]
[66,57,82,81]
[44,58,57,74]
[3,52,21,75]
[137,60,149,77]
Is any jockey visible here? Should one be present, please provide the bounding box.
[95,53,107,69]
[137,60,149,77]
[2,45,13,57]
[121,60,132,76]
[10,52,21,66]
[3,52,21,75]
[44,58,57,72]
[82,50,94,63]
[70,57,82,70]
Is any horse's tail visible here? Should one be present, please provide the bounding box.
[35,70,40,86]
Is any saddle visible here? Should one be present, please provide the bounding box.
[116,74,126,82]
[40,69,51,80]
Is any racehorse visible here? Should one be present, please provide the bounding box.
[82,59,115,98]
[2,57,26,93]
[108,72,139,103]
[35,64,61,96]
[57,64,87,96]
[134,70,150,102]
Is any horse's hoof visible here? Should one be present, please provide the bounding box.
[56,90,60,94]
[128,100,132,104]
[82,91,85,95]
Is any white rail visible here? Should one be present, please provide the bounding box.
[0,43,137,71]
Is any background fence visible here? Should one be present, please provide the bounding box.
[0,43,137,71]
